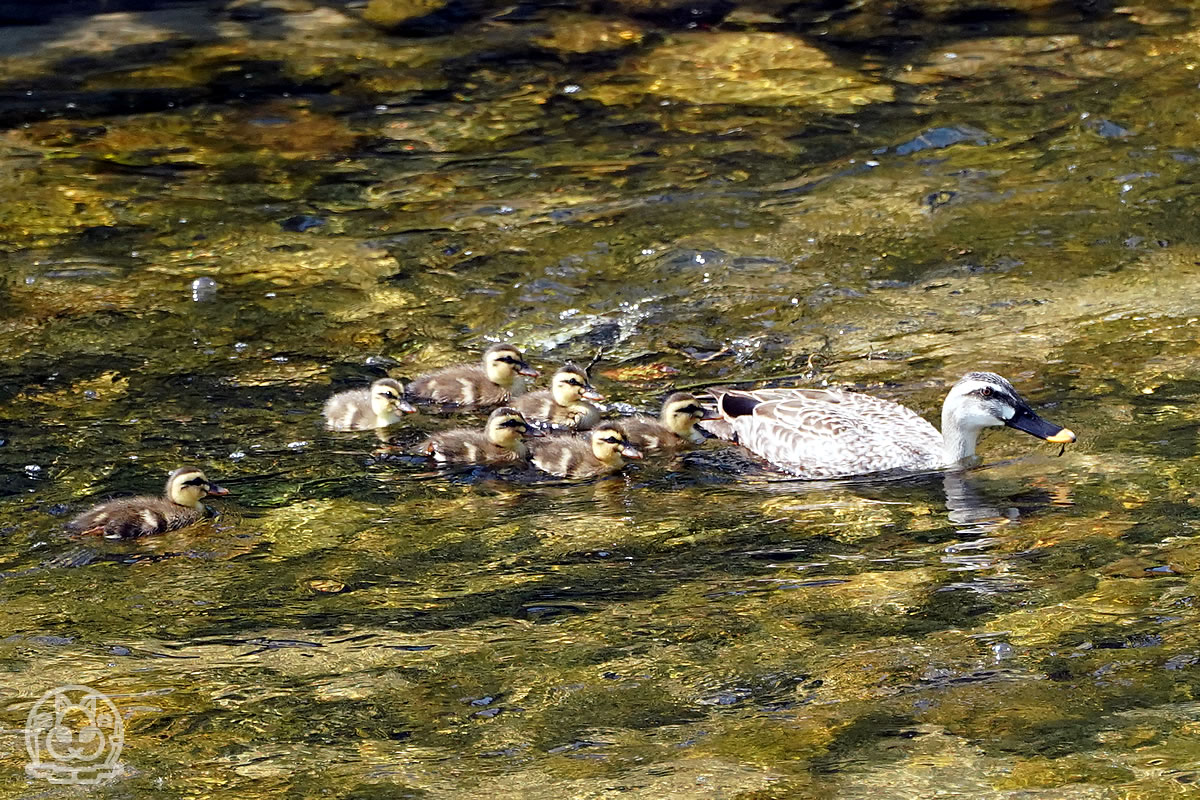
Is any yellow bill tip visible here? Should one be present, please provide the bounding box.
[1046,428,1076,444]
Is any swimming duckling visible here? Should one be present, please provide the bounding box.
[422,407,541,466]
[621,392,718,454]
[514,363,604,430]
[703,371,1076,479]
[66,467,229,539]
[407,344,539,410]
[324,378,416,431]
[531,422,643,478]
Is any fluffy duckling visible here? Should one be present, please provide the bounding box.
[66,467,229,539]
[422,407,541,466]
[324,378,416,431]
[531,422,643,478]
[407,344,539,410]
[621,392,718,454]
[514,363,604,430]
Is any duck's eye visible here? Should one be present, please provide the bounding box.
[184,477,207,486]
[602,436,620,444]
[980,386,993,398]
[381,392,397,399]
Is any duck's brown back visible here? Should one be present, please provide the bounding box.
[531,435,610,478]
[67,496,206,539]
[408,365,511,409]
[423,429,526,465]
[323,387,375,431]
[619,415,683,454]
[513,391,600,430]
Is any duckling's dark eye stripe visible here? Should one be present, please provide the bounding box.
[499,419,525,428]
[183,477,207,486]
[679,405,703,414]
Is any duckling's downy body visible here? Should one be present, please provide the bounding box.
[703,372,1075,479]
[408,344,539,410]
[324,378,416,431]
[514,364,604,430]
[531,422,643,478]
[422,407,540,466]
[66,467,229,538]
[621,392,717,454]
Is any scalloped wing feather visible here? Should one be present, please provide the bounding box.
[713,387,945,478]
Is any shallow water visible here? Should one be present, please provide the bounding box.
[3,1,1200,797]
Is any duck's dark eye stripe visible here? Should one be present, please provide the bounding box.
[680,405,702,414]
[183,477,207,486]
[500,419,523,427]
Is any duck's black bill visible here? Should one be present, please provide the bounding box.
[1005,405,1076,443]
[206,483,230,496]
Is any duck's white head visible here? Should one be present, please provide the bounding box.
[370,378,417,422]
[486,407,541,449]
[589,423,643,465]
[550,364,603,406]
[166,467,228,510]
[484,344,539,387]
[659,392,718,439]
[941,372,1075,464]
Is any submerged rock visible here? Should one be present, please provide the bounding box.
[585,32,893,110]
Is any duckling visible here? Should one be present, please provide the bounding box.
[703,371,1076,479]
[324,378,416,431]
[514,363,604,430]
[621,392,719,454]
[422,407,541,466]
[407,344,539,410]
[531,422,643,478]
[66,467,229,539]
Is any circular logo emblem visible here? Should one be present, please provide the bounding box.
[25,685,123,785]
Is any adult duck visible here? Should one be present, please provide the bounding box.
[702,372,1075,479]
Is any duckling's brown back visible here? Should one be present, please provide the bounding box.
[67,496,204,539]
[323,387,374,430]
[531,435,603,477]
[424,429,523,465]
[619,415,681,454]
[409,365,511,409]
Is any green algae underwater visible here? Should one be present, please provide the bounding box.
[4,0,1200,797]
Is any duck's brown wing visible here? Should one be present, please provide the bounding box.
[409,366,508,409]
[530,436,594,477]
[425,430,518,464]
[67,497,201,538]
[323,388,373,431]
[620,416,681,453]
[514,390,555,421]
